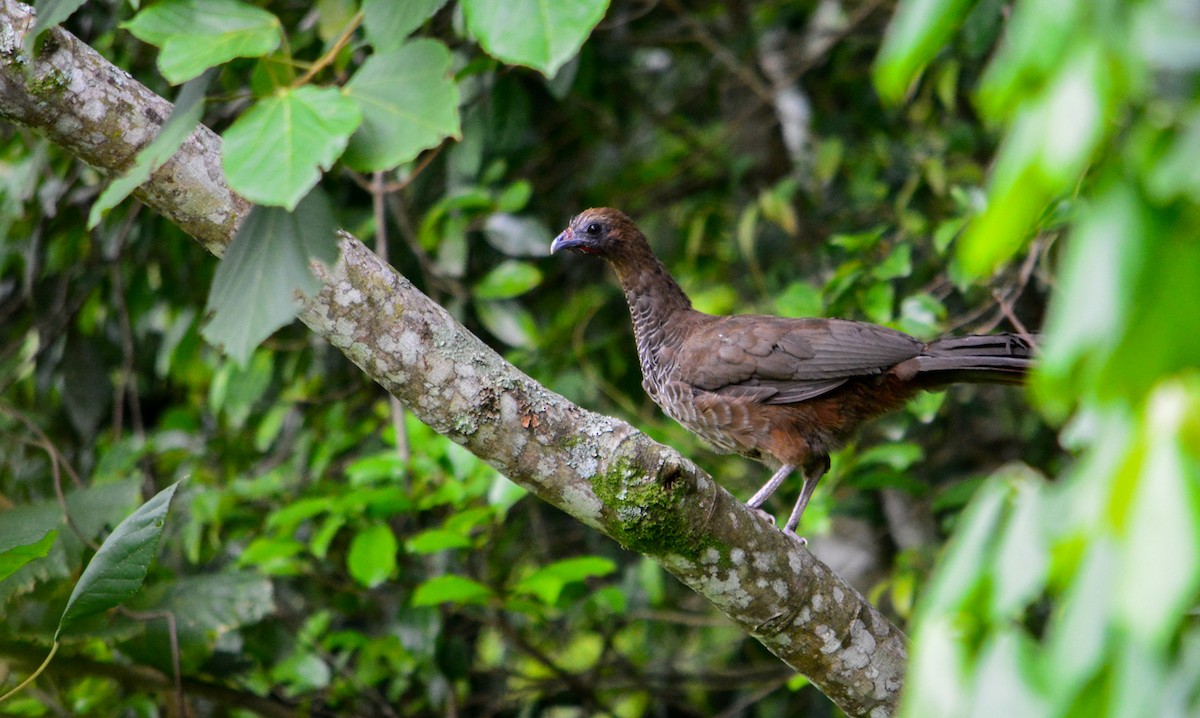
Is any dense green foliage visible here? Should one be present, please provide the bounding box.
[0,0,1196,715]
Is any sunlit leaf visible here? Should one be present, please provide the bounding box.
[347,523,398,588]
[474,260,543,300]
[462,0,610,77]
[874,0,974,104]
[222,87,360,209]
[513,557,617,605]
[362,0,448,52]
[407,529,471,554]
[412,575,494,606]
[123,0,282,83]
[343,39,460,172]
[0,530,57,583]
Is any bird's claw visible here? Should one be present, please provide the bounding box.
[750,506,776,526]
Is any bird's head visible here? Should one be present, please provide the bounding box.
[550,208,644,260]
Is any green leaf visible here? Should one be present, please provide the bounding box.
[407,529,472,554]
[362,0,449,52]
[873,244,913,280]
[345,452,407,486]
[474,260,543,299]
[774,281,824,318]
[343,40,461,172]
[873,0,974,105]
[223,86,361,209]
[483,213,552,257]
[56,482,181,639]
[412,575,494,607]
[201,189,339,364]
[123,0,282,84]
[347,523,398,589]
[512,557,617,605]
[462,0,610,77]
[474,299,538,347]
[89,71,213,228]
[0,530,57,583]
[121,572,275,672]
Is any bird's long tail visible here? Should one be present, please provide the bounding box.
[912,333,1038,386]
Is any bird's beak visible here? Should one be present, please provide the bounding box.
[550,228,576,254]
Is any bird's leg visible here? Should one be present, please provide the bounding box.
[746,464,795,509]
[782,456,832,539]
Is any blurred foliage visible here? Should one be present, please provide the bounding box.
[883,0,1200,716]
[2,0,1188,714]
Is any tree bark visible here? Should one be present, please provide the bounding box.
[0,3,907,715]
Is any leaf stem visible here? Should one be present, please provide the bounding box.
[0,641,59,703]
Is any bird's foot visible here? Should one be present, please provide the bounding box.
[748,506,809,546]
[750,506,776,526]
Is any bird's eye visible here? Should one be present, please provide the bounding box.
[584,222,602,235]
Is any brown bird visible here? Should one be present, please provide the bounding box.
[551,207,1035,538]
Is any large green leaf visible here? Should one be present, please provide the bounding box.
[462,0,610,77]
[873,0,975,104]
[56,482,181,639]
[89,71,213,228]
[343,40,461,172]
[0,531,57,584]
[121,572,275,671]
[362,0,449,52]
[201,189,339,364]
[123,0,282,84]
[222,86,361,209]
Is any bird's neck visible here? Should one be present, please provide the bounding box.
[609,251,694,386]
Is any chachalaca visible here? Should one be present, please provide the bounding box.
[551,207,1036,539]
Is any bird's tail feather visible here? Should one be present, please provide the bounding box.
[912,333,1038,386]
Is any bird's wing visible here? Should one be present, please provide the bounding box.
[677,316,924,404]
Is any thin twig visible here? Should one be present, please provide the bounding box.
[294,11,364,87]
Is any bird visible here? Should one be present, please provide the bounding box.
[550,207,1036,539]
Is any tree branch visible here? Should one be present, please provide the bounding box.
[0,3,907,714]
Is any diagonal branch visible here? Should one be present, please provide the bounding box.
[0,3,907,715]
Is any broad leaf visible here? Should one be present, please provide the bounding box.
[474,260,542,300]
[362,0,449,52]
[343,40,461,172]
[0,530,57,584]
[407,529,472,554]
[89,71,213,228]
[222,86,361,209]
[121,572,275,671]
[462,0,610,77]
[412,575,494,607]
[347,523,398,589]
[513,557,617,605]
[201,189,339,365]
[873,0,974,104]
[123,0,282,84]
[483,213,553,257]
[56,482,181,639]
